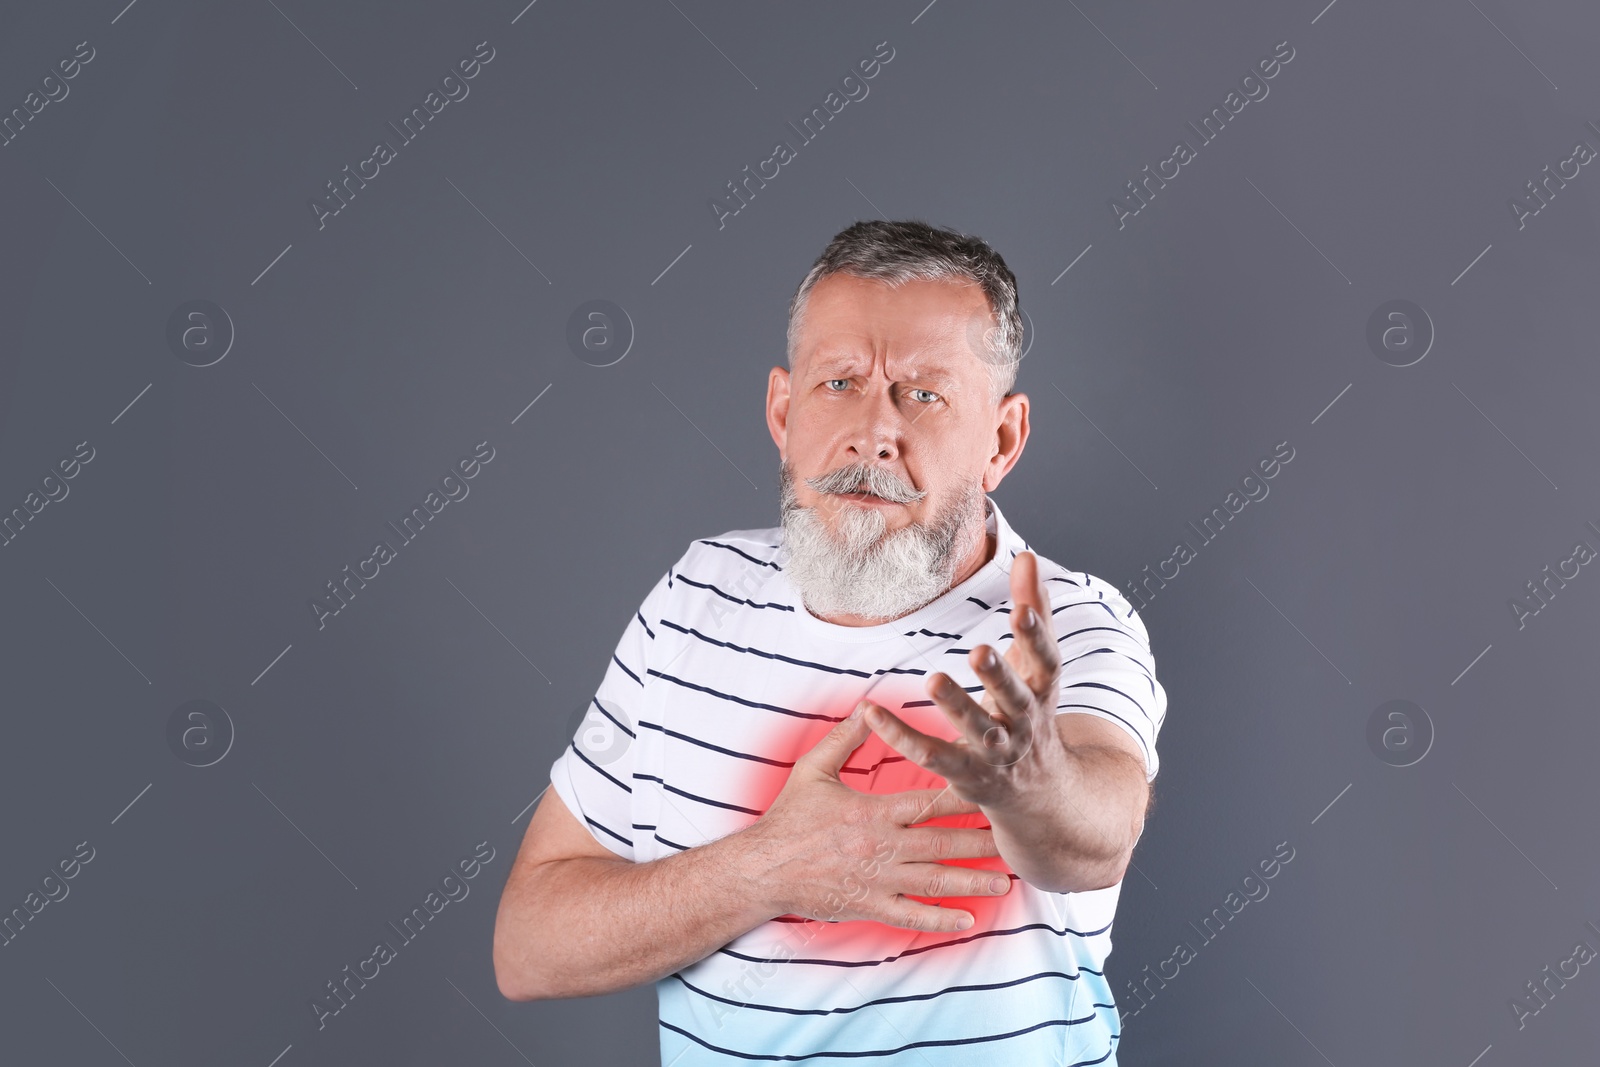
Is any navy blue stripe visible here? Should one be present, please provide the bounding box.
[994,598,1113,619]
[1057,704,1151,762]
[944,642,1155,700]
[662,781,764,816]
[1038,599,1123,623]
[1064,680,1151,724]
[654,832,691,851]
[582,814,630,847]
[589,697,637,739]
[660,619,873,677]
[672,572,794,613]
[611,653,641,686]
[669,968,1090,1017]
[1071,1032,1119,1067]
[636,611,656,639]
[569,740,631,793]
[659,1012,1116,1062]
[1058,624,1149,652]
[841,752,910,777]
[1063,646,1156,684]
[1058,625,1135,643]
[905,627,963,640]
[697,539,782,570]
[1066,646,1161,704]
[647,669,836,722]
[899,683,984,708]
[636,718,906,777]
[720,917,1114,968]
[641,720,796,768]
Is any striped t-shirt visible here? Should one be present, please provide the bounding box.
[548,495,1166,1066]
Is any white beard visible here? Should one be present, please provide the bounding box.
[777,459,987,622]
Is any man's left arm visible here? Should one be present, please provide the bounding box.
[861,551,1161,894]
[982,713,1150,893]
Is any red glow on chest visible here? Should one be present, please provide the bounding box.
[728,689,1018,956]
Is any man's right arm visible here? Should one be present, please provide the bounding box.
[493,707,1012,1001]
[492,785,777,1001]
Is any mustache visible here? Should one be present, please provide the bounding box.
[804,462,927,505]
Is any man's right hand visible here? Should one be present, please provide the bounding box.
[737,700,1012,933]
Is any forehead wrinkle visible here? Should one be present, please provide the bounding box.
[809,346,964,386]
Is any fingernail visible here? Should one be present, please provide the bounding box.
[956,914,974,930]
[849,700,867,720]
[1017,605,1035,630]
[989,876,1009,894]
[979,647,997,669]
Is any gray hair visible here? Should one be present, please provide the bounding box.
[785,219,1024,404]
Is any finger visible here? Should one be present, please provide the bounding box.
[872,896,978,934]
[926,673,1021,757]
[1007,553,1058,690]
[797,702,874,779]
[968,649,1040,763]
[885,788,982,825]
[894,862,1013,900]
[1007,599,1060,697]
[863,702,964,779]
[897,826,1002,862]
[1010,551,1048,622]
[967,646,1036,730]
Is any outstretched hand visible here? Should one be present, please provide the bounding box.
[861,550,1068,810]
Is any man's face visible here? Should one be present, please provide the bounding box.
[766,272,1029,619]
[769,272,1021,538]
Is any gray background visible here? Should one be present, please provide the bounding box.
[2,0,1596,1064]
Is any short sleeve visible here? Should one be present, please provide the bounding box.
[1049,579,1167,782]
[547,568,674,861]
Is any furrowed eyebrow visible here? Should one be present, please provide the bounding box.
[813,359,959,386]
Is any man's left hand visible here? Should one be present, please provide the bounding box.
[861,550,1067,811]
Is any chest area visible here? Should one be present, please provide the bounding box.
[638,625,1004,850]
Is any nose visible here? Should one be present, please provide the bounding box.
[845,381,902,463]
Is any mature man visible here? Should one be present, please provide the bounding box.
[493,219,1167,1065]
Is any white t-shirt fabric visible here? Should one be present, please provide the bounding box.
[547,495,1167,1066]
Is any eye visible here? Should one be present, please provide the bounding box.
[824,378,851,392]
[908,388,940,403]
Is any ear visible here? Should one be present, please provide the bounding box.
[983,391,1029,493]
[767,365,792,458]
